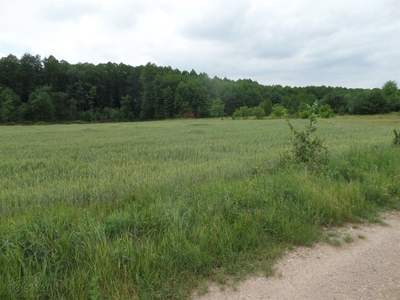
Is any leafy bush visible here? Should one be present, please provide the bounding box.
[287,103,328,170]
[319,104,335,118]
[252,106,265,119]
[270,104,288,119]
[298,109,311,119]
[256,102,329,173]
[233,106,252,119]
[288,119,328,169]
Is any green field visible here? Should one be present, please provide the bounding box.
[1,115,400,299]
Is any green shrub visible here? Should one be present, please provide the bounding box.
[287,113,328,170]
[233,106,252,119]
[319,104,335,118]
[288,123,328,168]
[259,99,273,116]
[270,104,288,119]
[252,106,266,119]
[298,110,311,119]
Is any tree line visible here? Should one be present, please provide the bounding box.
[0,53,399,123]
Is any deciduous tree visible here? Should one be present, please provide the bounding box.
[28,86,55,122]
[210,98,225,117]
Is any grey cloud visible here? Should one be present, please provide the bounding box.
[40,1,146,31]
[102,1,155,30]
[249,37,302,60]
[182,1,250,41]
[1,0,398,88]
[40,1,100,23]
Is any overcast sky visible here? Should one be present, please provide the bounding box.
[0,0,399,88]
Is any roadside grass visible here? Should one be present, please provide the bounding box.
[0,114,399,299]
[322,231,354,246]
[344,234,354,243]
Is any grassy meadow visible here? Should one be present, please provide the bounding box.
[1,114,400,299]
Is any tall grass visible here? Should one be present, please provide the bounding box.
[0,115,399,299]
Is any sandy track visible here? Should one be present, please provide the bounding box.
[192,212,400,300]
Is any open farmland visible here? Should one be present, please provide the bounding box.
[1,115,400,299]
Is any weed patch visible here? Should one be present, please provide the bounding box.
[394,129,400,147]
[287,103,329,171]
[344,234,354,243]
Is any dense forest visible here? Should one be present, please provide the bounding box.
[0,53,399,123]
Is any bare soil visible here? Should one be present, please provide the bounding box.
[192,211,400,300]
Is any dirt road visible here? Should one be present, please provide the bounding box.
[192,212,400,300]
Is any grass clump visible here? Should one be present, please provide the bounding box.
[326,231,341,238]
[323,236,342,247]
[394,129,400,147]
[344,234,354,243]
[323,231,342,246]
[323,232,353,246]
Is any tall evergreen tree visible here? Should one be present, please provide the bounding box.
[140,63,158,119]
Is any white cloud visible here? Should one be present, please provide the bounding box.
[0,0,398,88]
